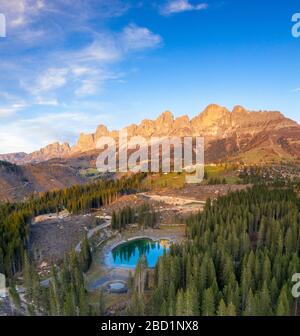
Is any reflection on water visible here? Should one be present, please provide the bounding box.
[106,238,170,268]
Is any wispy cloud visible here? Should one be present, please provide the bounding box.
[0,107,20,118]
[0,1,163,153]
[19,23,162,99]
[0,0,46,28]
[120,24,163,51]
[0,103,27,118]
[0,1,162,101]
[34,97,59,106]
[0,110,113,153]
[160,0,208,16]
[0,0,132,29]
[33,68,69,94]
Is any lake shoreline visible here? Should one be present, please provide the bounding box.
[86,225,186,292]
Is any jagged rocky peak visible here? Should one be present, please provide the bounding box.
[190,104,231,135]
[73,132,95,152]
[135,119,154,138]
[40,142,70,152]
[232,105,247,114]
[156,110,174,121]
[29,142,71,161]
[123,124,138,137]
[0,142,72,165]
[230,106,296,129]
[194,104,230,121]
[1,103,299,164]
[154,111,175,136]
[0,152,28,165]
[201,104,230,118]
[231,105,286,120]
[95,124,109,138]
[174,114,190,125]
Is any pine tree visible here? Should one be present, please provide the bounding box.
[186,285,199,316]
[23,253,32,301]
[244,289,256,316]
[31,262,41,307]
[9,282,21,310]
[127,290,145,316]
[227,302,237,316]
[276,287,290,316]
[78,285,89,316]
[257,282,272,316]
[217,299,227,316]
[63,287,75,316]
[49,282,59,316]
[134,255,148,296]
[201,287,215,316]
[167,283,176,316]
[99,290,106,316]
[175,289,186,316]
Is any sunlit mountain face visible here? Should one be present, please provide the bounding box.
[0,0,299,155]
[1,0,300,321]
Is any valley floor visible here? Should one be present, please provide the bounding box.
[25,182,247,315]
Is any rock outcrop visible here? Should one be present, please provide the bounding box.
[0,142,71,165]
[69,104,299,161]
[1,104,299,164]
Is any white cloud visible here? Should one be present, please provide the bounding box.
[60,24,162,65]
[74,40,121,63]
[0,0,46,28]
[0,2,164,152]
[0,101,27,120]
[20,24,162,98]
[0,0,134,47]
[120,24,163,51]
[71,66,94,77]
[0,92,21,101]
[161,0,208,15]
[35,97,59,106]
[34,68,69,93]
[0,107,19,117]
[0,111,111,153]
[75,79,98,96]
[74,70,125,97]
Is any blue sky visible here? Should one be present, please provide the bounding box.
[0,0,299,153]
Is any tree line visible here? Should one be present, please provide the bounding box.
[129,185,300,316]
[111,203,158,231]
[10,235,106,316]
[0,174,146,279]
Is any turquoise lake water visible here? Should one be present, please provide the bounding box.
[106,238,169,268]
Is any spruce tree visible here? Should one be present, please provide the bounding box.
[217,299,227,316]
[276,287,290,316]
[201,288,215,316]
[99,290,106,316]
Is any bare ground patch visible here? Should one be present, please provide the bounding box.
[154,184,249,201]
[30,214,94,265]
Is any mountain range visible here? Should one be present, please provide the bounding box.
[0,104,300,201]
[1,104,300,165]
